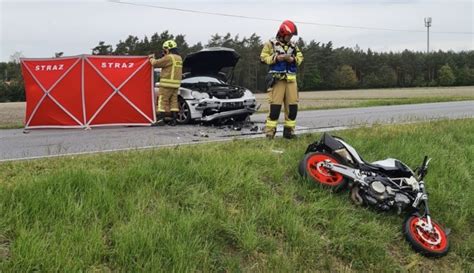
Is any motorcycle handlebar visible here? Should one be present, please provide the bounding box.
[419,155,431,180]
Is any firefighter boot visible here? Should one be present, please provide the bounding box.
[265,126,276,140]
[283,127,296,139]
[169,112,177,126]
[154,112,166,126]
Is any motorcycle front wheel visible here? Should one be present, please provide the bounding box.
[300,152,349,192]
[403,214,450,257]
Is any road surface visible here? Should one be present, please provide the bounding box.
[0,101,473,162]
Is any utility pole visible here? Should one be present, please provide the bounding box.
[424,17,432,82]
[424,17,432,54]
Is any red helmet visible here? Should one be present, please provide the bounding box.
[277,20,298,37]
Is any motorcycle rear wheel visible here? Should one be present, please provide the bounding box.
[300,152,349,192]
[403,214,449,257]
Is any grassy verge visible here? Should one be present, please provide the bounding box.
[357,96,474,107]
[0,119,473,271]
[256,96,474,113]
[0,123,23,130]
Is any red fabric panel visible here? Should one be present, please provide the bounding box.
[21,57,82,127]
[119,62,154,121]
[22,58,79,90]
[28,97,79,127]
[21,64,45,124]
[86,57,149,88]
[48,62,83,124]
[85,56,153,125]
[88,94,150,125]
[21,56,153,128]
[83,60,115,122]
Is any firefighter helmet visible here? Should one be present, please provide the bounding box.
[277,20,298,37]
[162,40,178,50]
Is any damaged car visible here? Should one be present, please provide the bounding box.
[154,47,259,124]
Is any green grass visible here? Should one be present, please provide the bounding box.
[256,96,474,113]
[0,123,23,130]
[0,119,473,272]
[357,96,474,108]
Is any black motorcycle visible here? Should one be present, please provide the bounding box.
[298,133,449,257]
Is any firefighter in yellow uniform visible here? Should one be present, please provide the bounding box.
[149,40,183,126]
[260,20,303,139]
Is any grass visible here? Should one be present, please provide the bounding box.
[0,119,473,272]
[255,86,474,113]
[357,96,474,107]
[257,96,474,113]
[0,123,23,130]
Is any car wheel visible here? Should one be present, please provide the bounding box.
[177,97,191,124]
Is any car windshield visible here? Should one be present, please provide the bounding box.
[182,76,225,85]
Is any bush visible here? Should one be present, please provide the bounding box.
[333,65,358,89]
[413,75,426,87]
[0,80,25,102]
[0,82,7,102]
[377,65,397,87]
[362,73,380,88]
[455,66,474,86]
[438,64,456,86]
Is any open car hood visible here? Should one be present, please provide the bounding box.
[183,47,240,76]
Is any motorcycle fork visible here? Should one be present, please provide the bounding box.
[416,181,434,231]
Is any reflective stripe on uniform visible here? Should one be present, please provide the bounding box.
[157,95,165,112]
[295,51,304,66]
[169,54,183,83]
[266,119,278,128]
[160,54,182,88]
[160,79,181,88]
[284,119,296,128]
[286,74,296,81]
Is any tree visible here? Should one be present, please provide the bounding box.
[114,35,139,55]
[9,52,24,64]
[377,65,398,87]
[362,73,380,88]
[438,64,456,86]
[86,32,474,92]
[333,65,358,89]
[92,41,113,55]
[455,66,474,86]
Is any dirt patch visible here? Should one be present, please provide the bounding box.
[0,234,11,261]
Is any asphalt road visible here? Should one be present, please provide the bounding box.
[1,101,473,162]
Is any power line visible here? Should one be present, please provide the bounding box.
[108,0,473,35]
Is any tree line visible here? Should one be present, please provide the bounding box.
[1,31,473,102]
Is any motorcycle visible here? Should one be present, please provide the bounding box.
[298,133,449,257]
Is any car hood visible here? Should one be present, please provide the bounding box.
[183,47,240,76]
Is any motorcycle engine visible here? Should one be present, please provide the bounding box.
[351,176,411,212]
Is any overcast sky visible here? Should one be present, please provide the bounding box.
[0,0,473,61]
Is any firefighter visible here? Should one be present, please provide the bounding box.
[149,39,183,126]
[260,20,303,139]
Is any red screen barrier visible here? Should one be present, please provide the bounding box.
[21,55,155,129]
